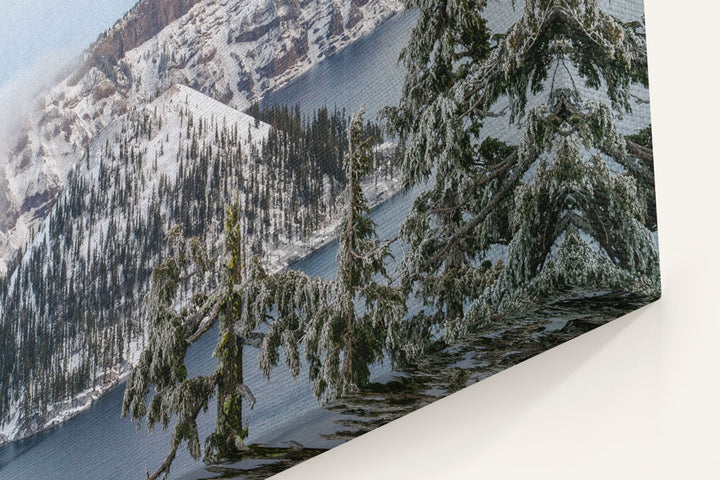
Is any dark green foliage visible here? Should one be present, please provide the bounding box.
[122,112,403,476]
[0,102,395,441]
[0,5,661,479]
[386,0,659,339]
[258,109,407,401]
[382,0,498,340]
[628,126,652,150]
[625,125,656,230]
[302,109,407,400]
[122,228,220,479]
[123,209,293,479]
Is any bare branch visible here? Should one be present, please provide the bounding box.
[631,93,650,105]
[418,153,531,276]
[146,442,179,480]
[478,105,508,118]
[186,293,225,344]
[472,149,518,189]
[349,235,399,261]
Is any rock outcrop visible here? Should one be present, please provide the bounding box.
[0,0,403,274]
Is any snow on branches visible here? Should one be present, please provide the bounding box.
[387,0,658,332]
[123,110,406,478]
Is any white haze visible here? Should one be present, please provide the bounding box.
[0,52,80,170]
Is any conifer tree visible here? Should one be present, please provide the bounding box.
[121,225,217,480]
[383,0,498,339]
[122,208,296,479]
[309,108,406,399]
[122,110,406,478]
[260,108,408,401]
[386,0,659,337]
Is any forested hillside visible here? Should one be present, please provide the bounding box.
[0,85,398,442]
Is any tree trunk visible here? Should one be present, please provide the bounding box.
[215,320,245,458]
[215,206,246,459]
[441,186,465,326]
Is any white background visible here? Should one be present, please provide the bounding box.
[277,2,720,478]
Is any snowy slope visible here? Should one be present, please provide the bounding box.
[0,84,271,443]
[0,0,403,274]
[0,81,401,444]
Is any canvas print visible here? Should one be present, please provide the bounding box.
[0,0,659,478]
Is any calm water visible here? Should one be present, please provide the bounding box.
[260,11,416,120]
[0,3,654,478]
[0,192,419,480]
[0,11,418,480]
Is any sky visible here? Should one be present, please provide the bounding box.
[0,0,138,88]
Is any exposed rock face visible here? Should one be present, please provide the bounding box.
[22,185,59,221]
[92,80,117,102]
[259,34,310,78]
[231,17,282,43]
[0,0,403,274]
[347,5,364,29]
[328,6,345,38]
[0,177,17,233]
[347,0,372,29]
[87,0,205,70]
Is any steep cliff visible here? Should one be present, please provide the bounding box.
[0,0,402,274]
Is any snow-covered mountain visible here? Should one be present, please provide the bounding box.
[0,0,404,445]
[0,79,400,444]
[0,84,268,441]
[0,0,402,275]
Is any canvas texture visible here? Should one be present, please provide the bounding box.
[0,0,659,479]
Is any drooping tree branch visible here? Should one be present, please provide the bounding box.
[418,152,531,277]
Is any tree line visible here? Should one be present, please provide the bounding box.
[0,99,395,438]
[123,1,660,478]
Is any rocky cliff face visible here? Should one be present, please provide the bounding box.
[0,0,402,274]
[87,0,205,66]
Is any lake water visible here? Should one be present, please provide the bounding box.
[0,3,655,478]
[0,11,419,480]
[260,11,416,120]
[0,191,420,480]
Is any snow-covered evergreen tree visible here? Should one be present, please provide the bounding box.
[121,110,404,478]
[261,108,407,402]
[0,94,399,442]
[386,0,659,336]
[474,90,660,318]
[122,206,309,479]
[121,225,218,480]
[383,0,498,340]
[308,108,406,400]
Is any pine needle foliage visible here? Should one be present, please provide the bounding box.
[385,0,659,339]
[382,0,497,339]
[122,208,308,479]
[122,110,405,478]
[304,108,407,400]
[260,108,408,402]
